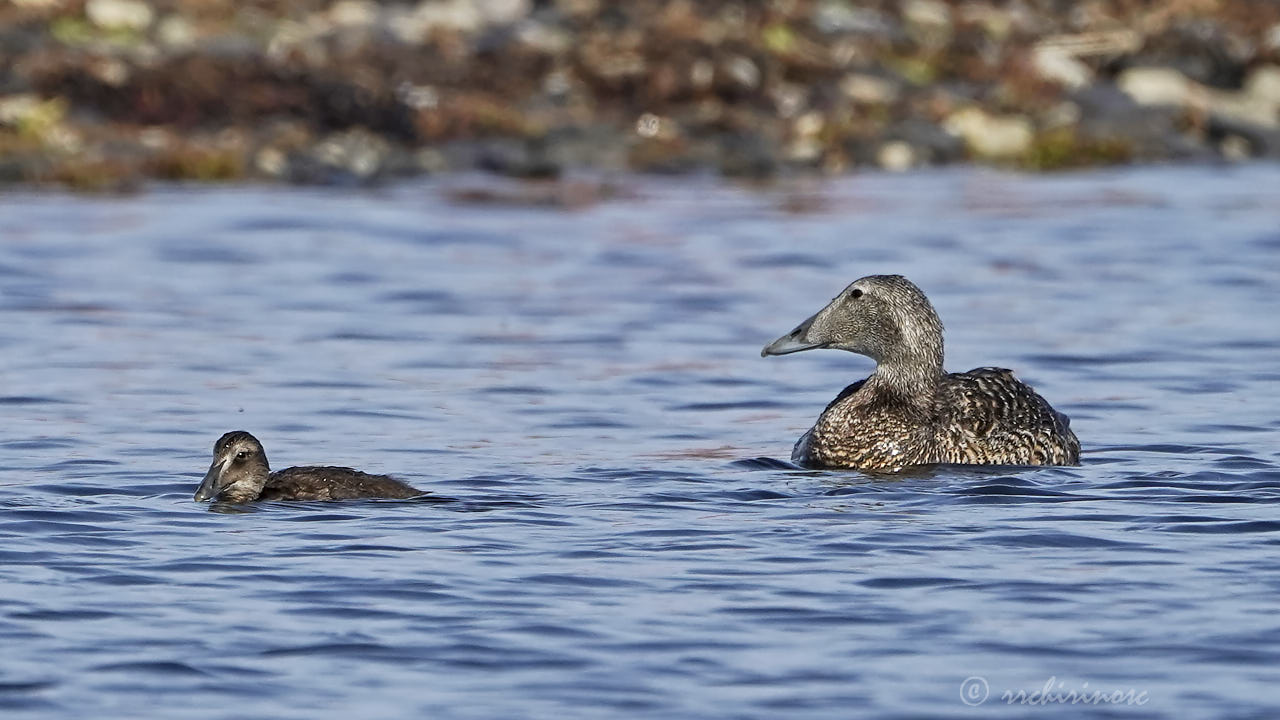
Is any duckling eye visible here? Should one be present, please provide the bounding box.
[850,288,863,299]
[235,450,249,460]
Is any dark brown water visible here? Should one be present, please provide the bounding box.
[1,165,1279,719]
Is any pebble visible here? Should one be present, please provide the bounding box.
[156,15,195,49]
[1032,46,1093,90]
[85,0,154,31]
[722,56,760,91]
[1118,67,1198,107]
[840,73,899,105]
[1245,66,1280,108]
[876,141,916,171]
[944,108,1033,159]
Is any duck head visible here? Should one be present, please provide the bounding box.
[762,274,945,379]
[195,431,271,502]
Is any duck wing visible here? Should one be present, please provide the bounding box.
[938,368,1079,465]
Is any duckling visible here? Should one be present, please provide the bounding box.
[762,275,1079,471]
[194,431,424,502]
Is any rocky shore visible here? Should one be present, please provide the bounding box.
[2,0,1279,189]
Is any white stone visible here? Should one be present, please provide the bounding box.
[903,0,950,30]
[794,112,824,138]
[85,0,154,31]
[840,73,898,105]
[90,57,130,87]
[903,0,952,47]
[397,0,528,38]
[43,125,82,154]
[476,0,530,25]
[403,0,482,38]
[1207,89,1278,129]
[329,0,378,27]
[723,55,760,90]
[690,59,714,90]
[314,130,387,177]
[786,137,823,163]
[944,107,1033,158]
[1244,65,1280,107]
[813,1,888,34]
[137,127,169,149]
[877,141,916,171]
[396,82,439,110]
[542,71,571,96]
[255,147,287,177]
[771,84,806,118]
[1032,46,1093,90]
[516,20,570,54]
[156,16,195,49]
[1266,23,1280,52]
[1117,67,1196,107]
[0,95,42,127]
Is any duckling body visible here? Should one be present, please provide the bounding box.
[255,466,423,502]
[764,275,1079,471]
[195,431,423,503]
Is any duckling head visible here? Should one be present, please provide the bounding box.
[195,431,271,502]
[761,274,944,376]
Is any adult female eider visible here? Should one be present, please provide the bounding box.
[761,275,1079,471]
[194,431,424,502]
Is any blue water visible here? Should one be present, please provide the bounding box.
[1,165,1278,719]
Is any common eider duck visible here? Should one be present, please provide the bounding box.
[194,431,423,502]
[762,275,1079,471]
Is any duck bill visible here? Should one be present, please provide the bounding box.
[193,460,226,502]
[761,312,827,357]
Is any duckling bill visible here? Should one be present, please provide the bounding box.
[763,275,1080,471]
[195,431,424,502]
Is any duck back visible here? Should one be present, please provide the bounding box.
[259,466,423,501]
[935,367,1080,466]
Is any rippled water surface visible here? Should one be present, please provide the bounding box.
[2,166,1279,719]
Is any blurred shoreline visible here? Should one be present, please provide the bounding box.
[1,0,1279,190]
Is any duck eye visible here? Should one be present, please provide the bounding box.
[235,450,249,460]
[850,288,863,299]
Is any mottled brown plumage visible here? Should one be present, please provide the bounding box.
[194,431,424,502]
[763,275,1079,471]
